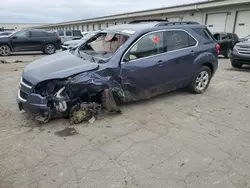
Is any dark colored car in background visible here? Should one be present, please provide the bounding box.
[17,21,219,123]
[213,32,239,58]
[0,29,61,56]
[230,37,250,68]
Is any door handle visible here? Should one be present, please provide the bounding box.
[190,50,195,55]
[157,60,166,64]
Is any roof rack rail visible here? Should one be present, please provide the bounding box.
[128,19,166,24]
[156,21,200,26]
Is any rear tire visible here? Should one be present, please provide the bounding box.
[188,66,211,94]
[231,60,243,68]
[44,44,56,54]
[0,45,11,56]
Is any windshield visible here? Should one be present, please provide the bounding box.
[80,32,129,54]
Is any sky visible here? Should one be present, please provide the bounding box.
[0,0,207,24]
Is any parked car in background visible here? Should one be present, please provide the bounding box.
[17,21,218,122]
[0,29,61,56]
[62,31,100,50]
[239,34,250,42]
[56,30,83,43]
[213,32,238,58]
[230,37,250,68]
[0,31,13,37]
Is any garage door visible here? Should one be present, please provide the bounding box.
[206,13,227,33]
[94,24,99,31]
[235,10,250,38]
[108,23,115,27]
[100,23,106,29]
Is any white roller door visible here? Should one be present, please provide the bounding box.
[82,25,88,32]
[100,23,106,29]
[108,23,115,27]
[235,10,250,38]
[206,13,227,33]
[94,24,99,31]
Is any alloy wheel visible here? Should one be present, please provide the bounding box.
[195,71,209,91]
[0,45,10,56]
[46,45,55,54]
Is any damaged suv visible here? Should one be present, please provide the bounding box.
[17,21,218,123]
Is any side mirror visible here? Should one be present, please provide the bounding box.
[11,36,17,39]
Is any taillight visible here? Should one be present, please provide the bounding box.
[58,36,61,40]
[216,44,220,55]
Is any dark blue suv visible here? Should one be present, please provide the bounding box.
[17,21,219,122]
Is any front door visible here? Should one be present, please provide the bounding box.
[10,30,31,51]
[120,31,175,101]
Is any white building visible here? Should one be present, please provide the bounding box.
[35,0,250,38]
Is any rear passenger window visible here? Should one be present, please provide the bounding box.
[30,31,46,37]
[65,30,72,36]
[165,30,197,51]
[58,30,64,36]
[124,31,165,61]
[193,28,213,41]
[72,30,81,36]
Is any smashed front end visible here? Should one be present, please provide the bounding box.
[17,72,123,123]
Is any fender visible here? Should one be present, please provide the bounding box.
[193,51,217,73]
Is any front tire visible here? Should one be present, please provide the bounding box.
[231,60,243,68]
[189,66,211,94]
[0,45,11,56]
[44,44,56,54]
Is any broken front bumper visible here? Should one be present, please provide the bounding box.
[17,77,51,118]
[17,89,49,113]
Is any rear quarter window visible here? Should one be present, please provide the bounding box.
[46,32,57,37]
[193,28,214,41]
[72,30,82,36]
[30,31,46,37]
[165,30,197,51]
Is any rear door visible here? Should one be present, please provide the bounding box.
[29,31,46,51]
[10,30,31,51]
[64,30,73,43]
[57,30,66,43]
[163,30,198,86]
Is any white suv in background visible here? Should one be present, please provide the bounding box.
[56,30,83,43]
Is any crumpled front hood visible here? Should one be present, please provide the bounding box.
[23,50,99,85]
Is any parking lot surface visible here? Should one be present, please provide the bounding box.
[0,53,250,188]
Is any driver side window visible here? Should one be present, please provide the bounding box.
[13,31,29,38]
[124,31,164,62]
